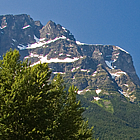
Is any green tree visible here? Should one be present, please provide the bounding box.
[0,49,93,140]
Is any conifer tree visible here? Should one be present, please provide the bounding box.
[0,49,94,140]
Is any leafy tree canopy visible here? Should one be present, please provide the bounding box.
[0,49,94,140]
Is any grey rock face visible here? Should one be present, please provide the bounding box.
[0,14,139,102]
[0,14,43,59]
[40,20,75,41]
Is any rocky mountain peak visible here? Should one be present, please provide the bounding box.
[0,14,43,57]
[40,20,75,41]
[0,14,140,103]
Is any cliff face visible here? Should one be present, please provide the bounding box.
[0,14,43,59]
[0,14,140,102]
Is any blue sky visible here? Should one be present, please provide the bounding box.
[0,0,140,77]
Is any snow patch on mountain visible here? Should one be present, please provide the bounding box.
[24,53,43,59]
[71,67,80,72]
[77,89,90,94]
[92,71,97,76]
[105,61,113,69]
[27,36,66,49]
[118,90,124,95]
[81,69,90,72]
[18,36,67,50]
[116,46,129,54]
[12,39,17,42]
[30,55,82,66]
[34,35,40,42]
[62,26,67,32]
[77,90,83,94]
[96,89,102,94]
[59,53,64,56]
[26,40,47,49]
[93,97,100,101]
[76,41,85,45]
[22,25,31,29]
[110,71,127,79]
[46,57,79,63]
[124,84,129,87]
[66,54,71,57]
[0,25,7,29]
[17,44,27,50]
[47,36,66,44]
[105,59,117,69]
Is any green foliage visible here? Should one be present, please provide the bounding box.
[83,90,97,101]
[82,90,114,114]
[133,88,140,104]
[93,99,114,114]
[77,91,140,139]
[0,49,93,140]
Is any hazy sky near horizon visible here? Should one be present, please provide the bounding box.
[0,0,140,77]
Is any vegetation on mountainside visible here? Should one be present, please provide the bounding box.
[77,90,140,139]
[0,49,93,140]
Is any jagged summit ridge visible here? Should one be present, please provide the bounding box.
[40,20,75,41]
[0,14,140,102]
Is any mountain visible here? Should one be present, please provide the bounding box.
[0,14,140,101]
[1,14,140,139]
